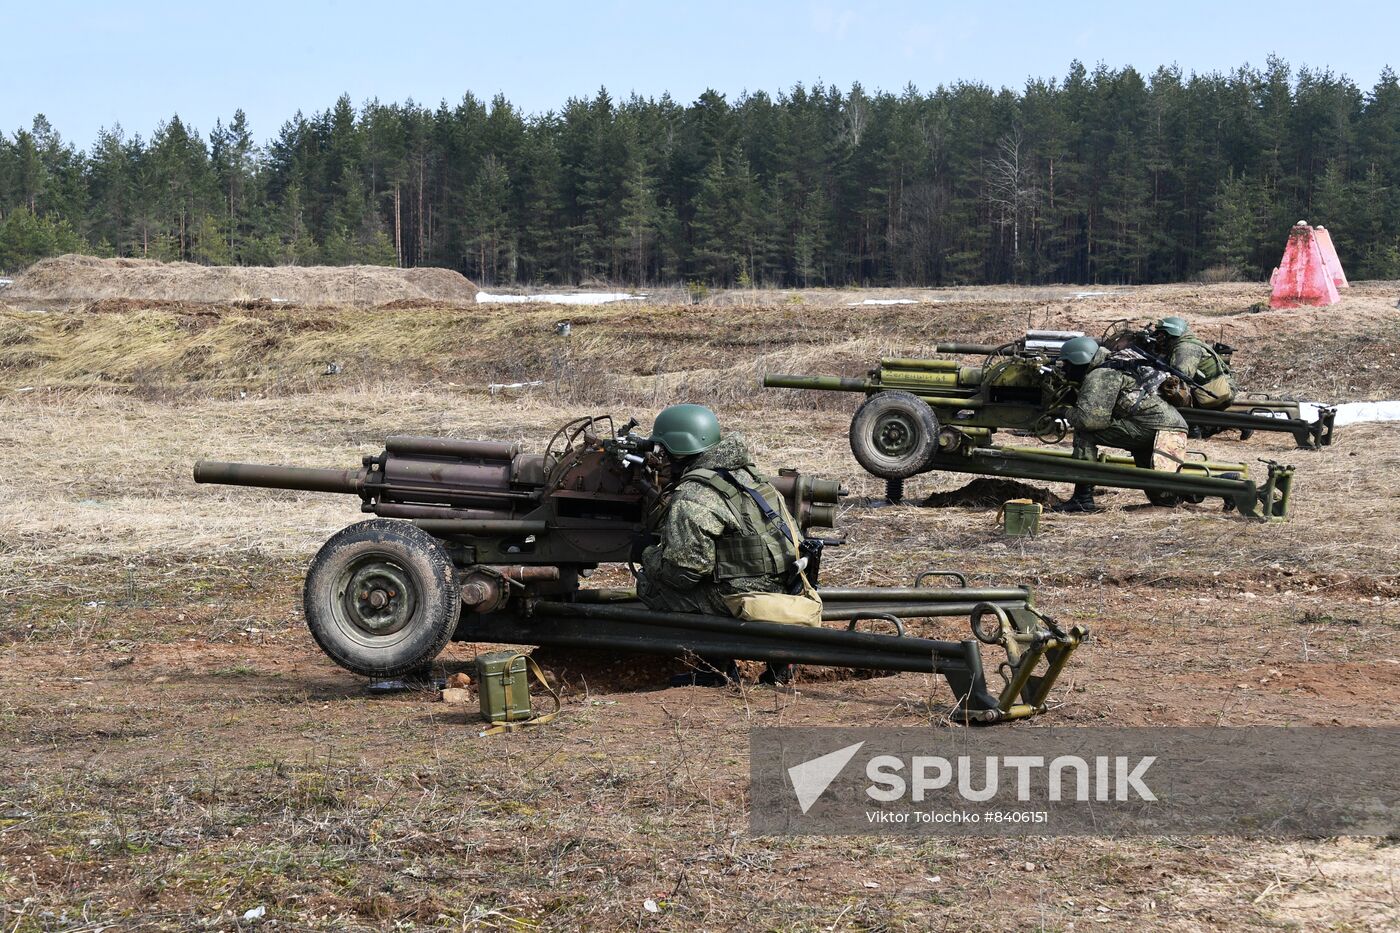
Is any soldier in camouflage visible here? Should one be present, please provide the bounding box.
[1052,336,1188,513]
[1155,316,1238,409]
[636,406,799,615]
[635,404,801,684]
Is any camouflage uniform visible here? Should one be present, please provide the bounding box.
[637,433,799,615]
[1067,350,1187,463]
[1166,332,1237,410]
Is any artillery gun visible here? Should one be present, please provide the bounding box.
[1092,320,1335,448]
[194,415,1085,723]
[765,331,1295,519]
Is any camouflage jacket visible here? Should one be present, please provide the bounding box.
[637,434,797,614]
[1067,352,1187,433]
[1167,334,1229,381]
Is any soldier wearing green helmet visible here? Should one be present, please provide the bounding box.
[636,405,804,682]
[1052,335,1188,513]
[1153,316,1238,409]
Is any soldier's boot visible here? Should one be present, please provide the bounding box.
[759,663,795,686]
[1051,484,1101,513]
[1134,447,1185,507]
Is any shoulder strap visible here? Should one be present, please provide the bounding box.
[712,467,797,547]
[675,467,731,496]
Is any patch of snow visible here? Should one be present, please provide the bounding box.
[488,380,545,395]
[1333,401,1400,428]
[477,291,645,305]
[1071,291,1110,299]
[847,298,918,306]
[0,277,13,288]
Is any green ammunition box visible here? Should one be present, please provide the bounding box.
[1001,499,1041,537]
[475,651,534,723]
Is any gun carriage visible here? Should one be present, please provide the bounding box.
[765,328,1302,520]
[195,415,1085,723]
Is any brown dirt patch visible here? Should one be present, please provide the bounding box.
[525,646,684,693]
[922,478,1063,508]
[526,647,890,694]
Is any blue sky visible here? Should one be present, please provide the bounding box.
[5,0,1397,149]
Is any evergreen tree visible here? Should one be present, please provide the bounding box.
[615,154,660,285]
[2,60,1399,285]
[1208,169,1266,276]
[464,154,511,284]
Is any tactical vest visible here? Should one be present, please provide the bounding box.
[1178,335,1229,380]
[678,467,797,581]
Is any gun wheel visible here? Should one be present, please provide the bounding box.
[849,391,939,480]
[304,519,461,678]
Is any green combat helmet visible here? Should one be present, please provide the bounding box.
[1058,335,1100,365]
[1156,316,1189,337]
[650,404,722,456]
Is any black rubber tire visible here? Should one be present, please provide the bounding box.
[849,391,940,480]
[303,519,461,677]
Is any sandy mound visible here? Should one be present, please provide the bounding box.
[8,254,477,308]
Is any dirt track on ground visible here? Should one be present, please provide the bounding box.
[2,280,1398,929]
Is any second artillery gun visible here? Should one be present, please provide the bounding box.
[765,330,1295,520]
[194,415,1085,723]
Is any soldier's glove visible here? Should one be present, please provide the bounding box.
[1160,376,1192,407]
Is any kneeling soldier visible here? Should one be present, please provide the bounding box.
[1053,336,1188,513]
[636,404,802,684]
[1155,316,1238,410]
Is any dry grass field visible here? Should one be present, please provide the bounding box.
[1,280,1398,930]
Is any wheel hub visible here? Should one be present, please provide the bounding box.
[339,559,417,637]
[874,414,916,457]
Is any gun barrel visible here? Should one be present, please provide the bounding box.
[770,472,845,504]
[763,374,872,392]
[193,461,365,494]
[935,342,1001,355]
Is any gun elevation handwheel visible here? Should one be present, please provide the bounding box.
[849,391,940,480]
[304,519,462,677]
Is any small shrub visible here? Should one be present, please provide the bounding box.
[1197,264,1244,284]
[685,280,710,304]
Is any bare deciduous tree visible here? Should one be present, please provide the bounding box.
[843,85,869,148]
[984,128,1040,278]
